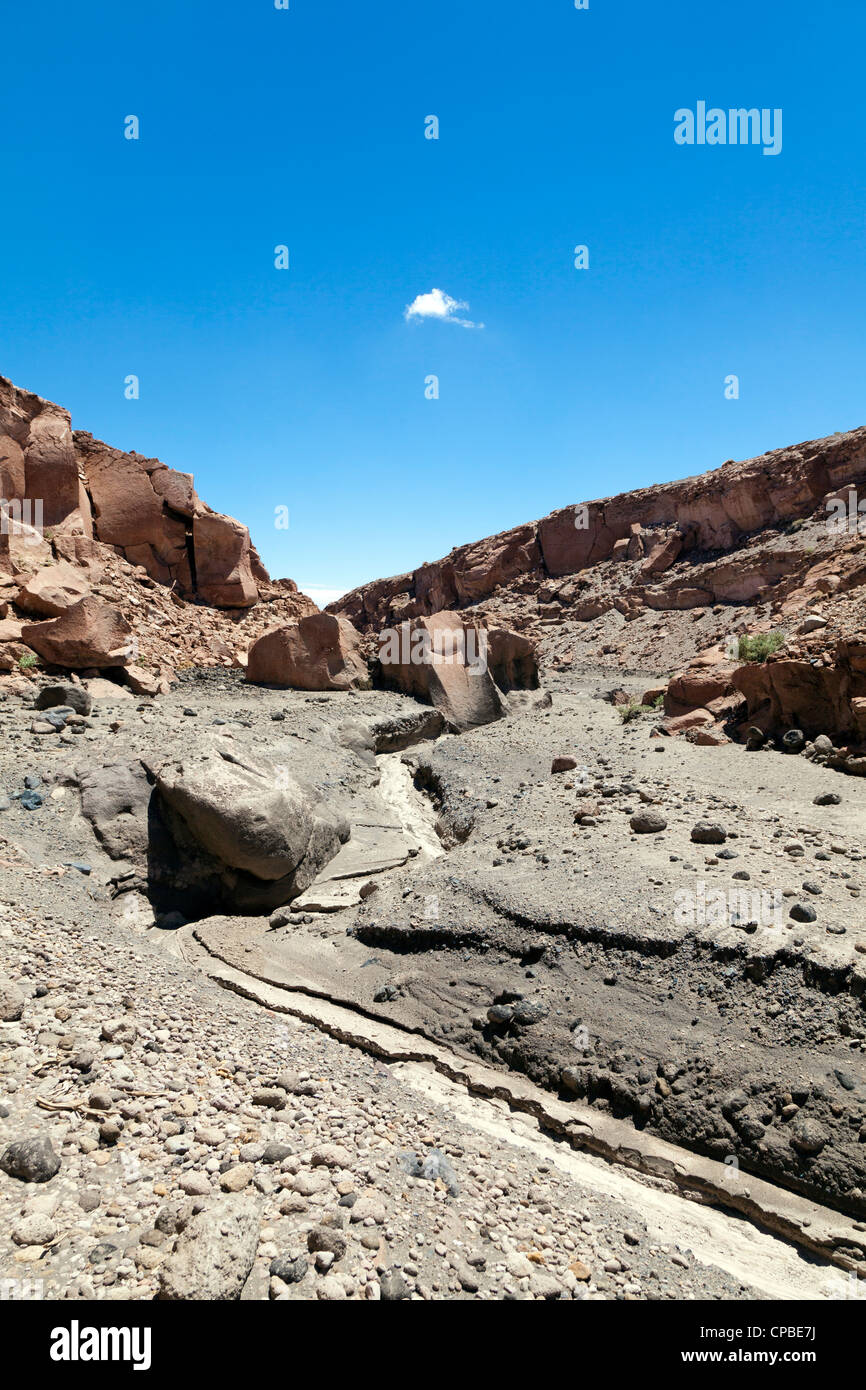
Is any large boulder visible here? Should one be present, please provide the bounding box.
[155,746,349,896]
[20,596,134,668]
[666,648,738,713]
[246,612,369,690]
[192,512,258,608]
[78,760,154,861]
[77,749,351,916]
[35,681,92,715]
[378,612,536,733]
[157,1195,263,1301]
[483,625,540,692]
[15,559,92,617]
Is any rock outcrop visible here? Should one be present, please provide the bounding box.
[731,641,866,741]
[246,612,370,690]
[20,595,135,669]
[658,633,866,768]
[0,374,264,608]
[378,612,538,733]
[331,427,866,631]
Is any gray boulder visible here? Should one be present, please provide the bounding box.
[78,759,153,861]
[156,747,348,883]
[0,1134,61,1183]
[157,1194,263,1300]
[35,682,92,715]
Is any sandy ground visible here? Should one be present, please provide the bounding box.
[0,665,864,1300]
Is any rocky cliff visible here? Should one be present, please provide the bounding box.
[331,428,866,631]
[327,425,866,765]
[0,375,265,607]
[0,374,320,685]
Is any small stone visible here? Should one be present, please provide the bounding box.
[179,1173,212,1197]
[307,1228,347,1261]
[98,1120,122,1146]
[157,1194,263,1301]
[0,1135,61,1183]
[691,822,726,844]
[0,976,25,1022]
[789,903,817,923]
[261,1141,293,1165]
[349,1194,386,1224]
[789,1117,828,1155]
[251,1088,287,1111]
[310,1144,352,1169]
[630,809,667,834]
[316,1275,347,1300]
[100,1018,137,1045]
[529,1272,563,1300]
[378,1268,410,1300]
[11,1213,57,1247]
[270,1252,308,1285]
[219,1163,254,1193]
[292,1170,330,1197]
[87,1241,122,1266]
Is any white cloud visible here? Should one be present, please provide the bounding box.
[404,287,484,329]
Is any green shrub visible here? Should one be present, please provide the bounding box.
[618,701,645,723]
[17,653,38,669]
[737,632,786,664]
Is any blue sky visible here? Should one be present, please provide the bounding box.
[1,1,865,601]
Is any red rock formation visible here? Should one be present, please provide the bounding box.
[246,612,369,690]
[0,375,264,608]
[331,427,866,630]
[377,612,538,733]
[731,641,866,739]
[659,631,866,755]
[20,595,134,669]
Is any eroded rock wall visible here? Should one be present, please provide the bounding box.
[0,374,264,608]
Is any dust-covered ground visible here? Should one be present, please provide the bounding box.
[0,665,864,1301]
